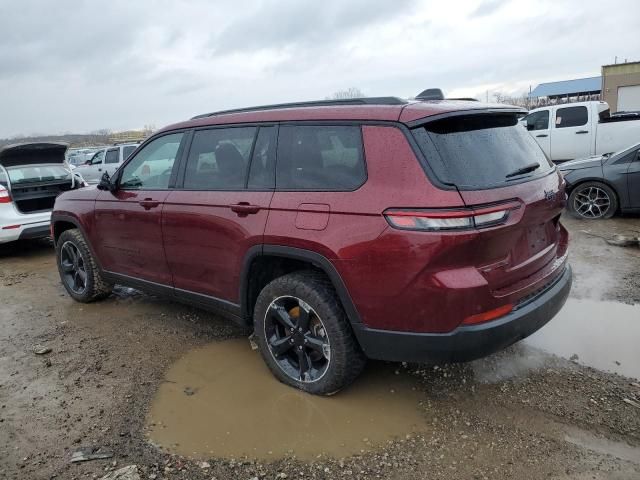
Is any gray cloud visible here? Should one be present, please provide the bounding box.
[211,0,415,55]
[469,0,509,18]
[0,0,639,138]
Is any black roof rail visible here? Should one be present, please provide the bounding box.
[191,97,407,119]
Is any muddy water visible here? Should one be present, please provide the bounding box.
[526,298,640,380]
[147,339,425,460]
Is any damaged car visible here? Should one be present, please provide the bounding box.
[0,142,87,244]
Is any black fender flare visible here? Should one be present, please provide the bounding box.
[239,245,362,327]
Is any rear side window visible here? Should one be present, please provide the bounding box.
[555,106,588,128]
[412,113,553,189]
[276,125,365,190]
[105,148,120,164]
[183,127,256,190]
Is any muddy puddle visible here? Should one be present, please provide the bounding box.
[526,298,640,380]
[146,339,425,460]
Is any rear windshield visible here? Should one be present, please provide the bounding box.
[412,113,553,189]
[4,164,70,185]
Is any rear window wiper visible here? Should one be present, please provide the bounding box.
[505,162,540,178]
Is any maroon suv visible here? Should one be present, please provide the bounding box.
[52,95,571,395]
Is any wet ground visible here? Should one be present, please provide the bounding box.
[1,215,640,479]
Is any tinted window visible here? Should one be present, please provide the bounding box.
[412,113,553,189]
[120,133,183,190]
[105,148,120,164]
[183,127,256,190]
[89,150,104,165]
[555,106,588,128]
[248,126,277,189]
[276,125,365,190]
[525,110,549,131]
[123,145,136,160]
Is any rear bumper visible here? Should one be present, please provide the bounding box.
[353,264,572,363]
[0,219,51,244]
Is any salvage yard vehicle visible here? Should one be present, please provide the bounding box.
[74,143,139,183]
[522,101,640,163]
[51,94,572,395]
[0,143,87,244]
[560,141,640,219]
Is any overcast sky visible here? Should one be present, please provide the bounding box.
[0,0,638,138]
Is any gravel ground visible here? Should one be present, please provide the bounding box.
[1,214,639,480]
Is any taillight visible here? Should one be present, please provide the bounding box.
[384,201,520,232]
[0,185,11,204]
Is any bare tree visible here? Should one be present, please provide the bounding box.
[491,91,530,108]
[327,87,365,100]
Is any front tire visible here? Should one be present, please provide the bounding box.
[253,271,366,395]
[55,229,113,302]
[568,181,618,219]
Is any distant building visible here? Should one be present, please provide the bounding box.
[602,61,640,113]
[109,128,153,144]
[528,76,601,106]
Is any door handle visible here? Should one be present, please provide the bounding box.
[230,202,260,216]
[536,134,548,138]
[98,168,102,171]
[138,199,160,210]
[576,130,589,134]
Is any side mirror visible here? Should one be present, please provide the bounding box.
[97,172,116,191]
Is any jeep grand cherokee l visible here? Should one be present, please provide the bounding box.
[51,96,571,395]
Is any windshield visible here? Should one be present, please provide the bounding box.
[412,113,554,189]
[5,164,71,185]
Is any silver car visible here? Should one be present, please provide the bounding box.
[74,143,139,183]
[0,142,86,244]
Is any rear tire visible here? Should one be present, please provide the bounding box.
[568,181,617,219]
[253,271,366,395]
[56,229,113,302]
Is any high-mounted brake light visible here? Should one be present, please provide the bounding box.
[0,184,11,204]
[384,201,520,232]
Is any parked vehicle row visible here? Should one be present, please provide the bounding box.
[522,101,640,163]
[72,143,139,183]
[0,143,87,244]
[51,94,571,395]
[560,142,640,219]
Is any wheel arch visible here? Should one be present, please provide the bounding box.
[240,245,362,328]
[51,214,103,270]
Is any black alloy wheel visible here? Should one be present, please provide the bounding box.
[59,240,88,294]
[264,296,331,383]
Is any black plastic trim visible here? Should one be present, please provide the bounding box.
[18,224,51,240]
[191,97,407,119]
[239,245,362,326]
[352,265,572,363]
[101,271,244,324]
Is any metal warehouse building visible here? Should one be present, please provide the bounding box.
[528,76,601,105]
[602,61,640,113]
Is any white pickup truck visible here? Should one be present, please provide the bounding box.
[521,101,640,163]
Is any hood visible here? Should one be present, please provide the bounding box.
[558,155,604,170]
[0,142,68,168]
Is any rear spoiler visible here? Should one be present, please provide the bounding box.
[0,142,68,168]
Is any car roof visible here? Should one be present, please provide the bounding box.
[158,99,524,134]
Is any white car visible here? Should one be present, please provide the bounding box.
[0,142,86,244]
[522,101,640,163]
[74,143,139,183]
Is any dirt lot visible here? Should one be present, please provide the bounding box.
[1,215,639,480]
